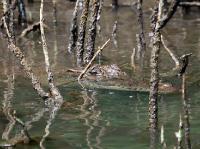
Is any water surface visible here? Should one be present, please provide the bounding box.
[0,0,200,148]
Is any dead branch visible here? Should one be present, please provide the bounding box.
[67,68,82,73]
[133,0,146,69]
[179,1,200,7]
[19,21,40,37]
[112,20,118,48]
[178,53,192,77]
[2,0,15,44]
[96,0,104,35]
[161,35,180,68]
[181,75,188,149]
[131,48,136,70]
[149,0,180,129]
[179,54,192,149]
[3,17,49,100]
[85,0,100,63]
[158,0,180,30]
[76,0,90,66]
[68,0,80,53]
[0,0,17,28]
[40,0,63,102]
[136,0,146,54]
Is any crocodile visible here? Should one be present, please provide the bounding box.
[67,64,178,93]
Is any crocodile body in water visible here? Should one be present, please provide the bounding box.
[67,64,178,93]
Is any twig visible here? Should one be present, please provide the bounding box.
[67,68,82,73]
[161,35,180,68]
[179,1,200,7]
[19,21,40,37]
[19,21,49,38]
[112,20,118,48]
[78,39,110,86]
[131,48,136,70]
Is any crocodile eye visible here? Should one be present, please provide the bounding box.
[89,71,97,75]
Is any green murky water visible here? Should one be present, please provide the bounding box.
[0,0,200,148]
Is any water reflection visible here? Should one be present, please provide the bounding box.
[1,50,32,147]
[79,90,108,149]
[39,101,62,149]
[181,74,191,149]
[2,50,15,142]
[52,20,58,69]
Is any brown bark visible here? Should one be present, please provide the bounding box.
[158,0,180,30]
[84,0,100,63]
[40,0,63,102]
[182,74,191,149]
[179,54,192,149]
[3,17,49,100]
[136,0,146,62]
[0,0,17,28]
[76,0,90,66]
[112,0,118,9]
[149,0,180,129]
[96,0,104,35]
[68,0,79,53]
[149,30,160,129]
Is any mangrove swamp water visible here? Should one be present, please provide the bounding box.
[0,0,200,148]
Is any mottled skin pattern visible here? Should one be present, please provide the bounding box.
[87,64,127,80]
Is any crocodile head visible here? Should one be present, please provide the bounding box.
[87,64,127,80]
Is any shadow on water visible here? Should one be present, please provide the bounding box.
[0,0,200,148]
